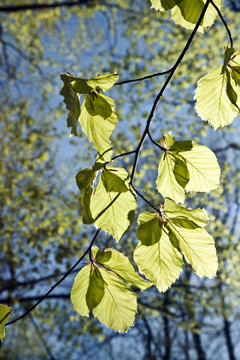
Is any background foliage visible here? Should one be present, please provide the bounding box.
[1,0,240,359]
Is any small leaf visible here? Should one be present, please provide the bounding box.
[164,133,193,152]
[164,199,208,229]
[60,74,81,136]
[156,152,185,203]
[134,230,183,292]
[76,162,104,224]
[93,268,137,331]
[86,74,119,92]
[182,144,220,192]
[71,265,92,316]
[195,65,240,129]
[92,246,151,290]
[137,212,162,246]
[79,93,118,161]
[86,267,105,312]
[167,222,218,277]
[90,168,136,241]
[172,155,190,188]
[0,304,12,340]
[102,167,128,193]
[150,0,183,11]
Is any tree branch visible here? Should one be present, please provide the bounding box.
[210,0,233,47]
[6,228,101,326]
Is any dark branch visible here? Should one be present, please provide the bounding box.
[0,0,93,13]
[115,68,173,86]
[6,228,101,326]
[210,0,233,47]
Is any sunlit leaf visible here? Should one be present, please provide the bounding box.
[136,212,162,246]
[90,167,136,241]
[164,198,208,229]
[71,265,92,317]
[182,144,220,192]
[196,65,239,129]
[168,222,218,277]
[150,0,183,11]
[102,167,128,193]
[134,230,183,292]
[86,267,105,312]
[79,93,118,161]
[0,304,12,340]
[92,247,151,290]
[86,74,119,92]
[93,268,137,331]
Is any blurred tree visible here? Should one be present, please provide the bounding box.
[0,1,240,359]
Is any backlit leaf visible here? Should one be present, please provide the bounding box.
[90,167,137,241]
[168,222,218,277]
[0,304,12,340]
[134,230,183,292]
[196,65,240,128]
[150,0,183,11]
[79,93,118,161]
[92,246,151,290]
[93,268,137,331]
[71,265,92,317]
[86,267,105,312]
[136,212,162,246]
[102,167,128,193]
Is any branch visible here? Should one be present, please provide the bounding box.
[129,0,212,184]
[6,228,101,326]
[210,0,233,47]
[130,183,159,212]
[0,0,92,13]
[147,131,165,151]
[115,68,173,86]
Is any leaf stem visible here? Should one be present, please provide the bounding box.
[130,183,158,212]
[210,0,233,47]
[147,130,165,151]
[6,228,101,326]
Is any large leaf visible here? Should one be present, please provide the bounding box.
[168,222,218,277]
[60,74,81,136]
[136,212,162,246]
[92,247,151,290]
[156,152,187,203]
[0,304,12,340]
[71,265,105,316]
[93,267,137,331]
[164,199,208,229]
[101,167,128,193]
[182,144,220,192]
[150,0,183,11]
[171,0,222,32]
[195,65,240,129]
[76,162,104,224]
[79,92,118,161]
[134,230,183,292]
[90,167,137,241]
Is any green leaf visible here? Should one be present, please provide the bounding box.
[86,267,105,312]
[167,222,218,277]
[171,0,222,31]
[164,133,193,152]
[93,267,137,331]
[102,167,128,193]
[156,153,187,203]
[227,51,240,87]
[76,162,104,224]
[196,65,240,129]
[92,246,151,290]
[86,74,119,92]
[0,304,12,340]
[150,0,183,11]
[182,144,220,192]
[60,74,81,136]
[71,265,92,316]
[136,212,162,246]
[90,167,137,241]
[173,155,190,188]
[134,230,183,292]
[69,73,119,94]
[222,47,236,73]
[79,92,118,161]
[164,198,208,229]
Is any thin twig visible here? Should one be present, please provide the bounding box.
[0,1,91,12]
[115,68,173,86]
[6,228,101,326]
[147,131,165,151]
[210,0,233,47]
[130,183,158,212]
[111,149,137,161]
[129,0,212,184]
